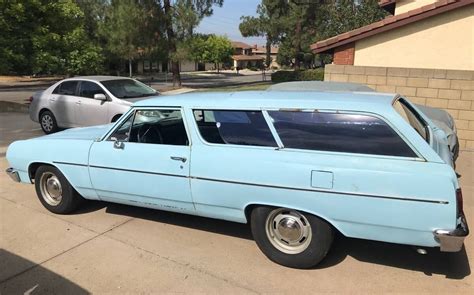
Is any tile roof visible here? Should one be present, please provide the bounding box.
[252,46,279,54]
[231,41,252,49]
[311,0,473,54]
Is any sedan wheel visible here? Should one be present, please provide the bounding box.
[39,110,59,134]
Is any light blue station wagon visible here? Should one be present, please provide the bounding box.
[6,89,469,268]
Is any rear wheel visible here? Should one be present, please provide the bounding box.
[34,165,83,214]
[250,206,334,269]
[39,110,59,134]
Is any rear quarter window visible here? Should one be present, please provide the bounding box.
[268,111,417,158]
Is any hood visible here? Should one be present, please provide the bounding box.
[35,124,113,141]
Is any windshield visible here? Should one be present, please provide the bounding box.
[101,79,157,99]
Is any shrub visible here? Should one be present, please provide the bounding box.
[271,69,324,83]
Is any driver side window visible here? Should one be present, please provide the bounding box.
[109,109,189,146]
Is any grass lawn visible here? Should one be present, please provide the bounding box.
[196,82,273,92]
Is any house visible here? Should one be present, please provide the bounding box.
[252,46,280,69]
[231,41,265,69]
[311,0,474,149]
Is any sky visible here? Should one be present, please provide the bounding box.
[196,0,266,46]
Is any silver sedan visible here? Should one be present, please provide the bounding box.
[29,76,159,134]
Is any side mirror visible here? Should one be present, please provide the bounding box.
[94,93,107,101]
[111,137,125,149]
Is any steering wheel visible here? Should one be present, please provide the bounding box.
[137,124,163,144]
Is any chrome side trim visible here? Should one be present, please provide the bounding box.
[434,214,469,252]
[6,168,21,182]
[51,161,449,205]
[190,176,449,205]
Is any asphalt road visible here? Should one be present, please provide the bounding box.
[0,72,268,105]
[0,113,473,293]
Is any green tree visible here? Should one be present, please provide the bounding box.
[99,0,144,77]
[242,0,386,70]
[0,0,103,75]
[186,34,232,72]
[239,0,287,68]
[162,0,224,86]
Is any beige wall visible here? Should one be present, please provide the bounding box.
[395,0,437,15]
[324,64,474,150]
[354,7,474,71]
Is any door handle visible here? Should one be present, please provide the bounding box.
[76,101,81,105]
[49,98,56,102]
[170,156,187,163]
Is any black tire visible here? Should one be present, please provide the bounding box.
[39,110,59,134]
[111,114,122,123]
[34,165,83,214]
[250,206,334,269]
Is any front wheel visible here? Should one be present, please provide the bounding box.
[250,206,334,269]
[34,165,83,214]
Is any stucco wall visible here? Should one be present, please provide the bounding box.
[395,0,437,15]
[354,7,474,71]
[324,64,474,150]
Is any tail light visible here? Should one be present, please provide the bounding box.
[456,189,463,217]
[28,96,34,103]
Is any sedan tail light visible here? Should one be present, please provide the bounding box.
[456,189,463,217]
[28,96,34,103]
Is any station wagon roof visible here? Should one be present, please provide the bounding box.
[134,91,398,112]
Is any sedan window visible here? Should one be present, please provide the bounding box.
[268,111,417,157]
[101,79,157,99]
[55,81,79,96]
[79,81,106,99]
[194,110,277,147]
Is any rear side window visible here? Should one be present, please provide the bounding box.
[268,111,416,157]
[194,110,277,147]
[54,81,78,96]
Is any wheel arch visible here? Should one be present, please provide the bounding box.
[111,114,123,123]
[28,162,55,182]
[38,108,52,121]
[243,202,345,236]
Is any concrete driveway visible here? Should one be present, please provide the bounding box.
[0,113,472,293]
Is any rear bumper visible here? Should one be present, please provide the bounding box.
[434,214,469,252]
[5,167,21,183]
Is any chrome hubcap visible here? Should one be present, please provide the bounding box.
[265,209,312,254]
[41,115,53,131]
[39,172,62,206]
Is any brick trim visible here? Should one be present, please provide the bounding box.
[333,43,355,65]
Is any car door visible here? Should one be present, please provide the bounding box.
[88,108,194,212]
[49,80,80,127]
[76,81,110,126]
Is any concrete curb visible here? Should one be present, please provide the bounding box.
[0,101,29,113]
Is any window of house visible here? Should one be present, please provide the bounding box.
[194,110,277,147]
[268,111,417,157]
[109,109,188,145]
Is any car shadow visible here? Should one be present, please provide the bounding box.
[318,234,470,279]
[0,249,88,294]
[75,201,470,278]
